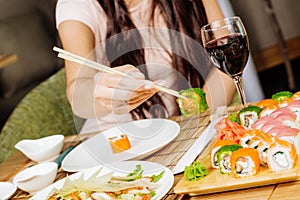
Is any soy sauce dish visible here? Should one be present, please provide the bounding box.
[15,135,64,163]
[13,162,58,194]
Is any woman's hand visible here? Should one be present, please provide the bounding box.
[94,64,159,115]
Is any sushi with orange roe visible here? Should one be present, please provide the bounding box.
[291,91,300,101]
[108,134,131,154]
[230,148,260,178]
[210,140,238,168]
[272,91,293,108]
[256,99,279,109]
[256,99,279,117]
[267,139,298,172]
[239,129,264,148]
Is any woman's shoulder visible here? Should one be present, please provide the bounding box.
[56,0,106,38]
[56,0,101,13]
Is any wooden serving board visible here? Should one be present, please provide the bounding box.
[174,140,300,196]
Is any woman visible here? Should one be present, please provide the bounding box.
[56,0,236,132]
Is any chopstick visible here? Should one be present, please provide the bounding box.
[53,46,187,99]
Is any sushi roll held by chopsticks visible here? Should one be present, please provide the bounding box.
[230,148,260,178]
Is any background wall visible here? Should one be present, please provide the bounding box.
[230,0,300,53]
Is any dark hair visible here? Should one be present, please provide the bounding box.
[97,0,211,119]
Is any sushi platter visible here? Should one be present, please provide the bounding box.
[173,137,300,196]
[174,91,300,196]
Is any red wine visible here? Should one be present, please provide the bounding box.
[205,34,249,77]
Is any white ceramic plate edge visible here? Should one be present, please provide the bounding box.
[62,118,180,172]
[31,161,174,200]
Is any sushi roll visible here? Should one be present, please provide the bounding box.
[176,88,209,117]
[216,144,242,174]
[210,140,238,168]
[256,99,279,117]
[230,148,260,178]
[256,133,276,166]
[272,91,293,108]
[240,129,263,148]
[108,134,131,154]
[291,91,300,101]
[287,100,300,122]
[238,105,262,129]
[267,139,298,172]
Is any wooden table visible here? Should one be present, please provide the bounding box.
[1,106,300,200]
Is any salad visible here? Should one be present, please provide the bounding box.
[47,165,164,200]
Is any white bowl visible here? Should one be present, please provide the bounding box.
[13,162,58,194]
[15,135,64,163]
[0,182,17,199]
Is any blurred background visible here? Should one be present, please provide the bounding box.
[0,0,299,131]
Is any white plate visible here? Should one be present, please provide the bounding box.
[62,119,180,172]
[30,161,174,200]
[0,182,17,199]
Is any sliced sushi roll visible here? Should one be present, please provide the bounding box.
[247,136,263,149]
[256,99,279,118]
[238,105,262,129]
[272,91,293,108]
[240,129,263,148]
[277,133,300,154]
[256,133,276,166]
[230,148,260,178]
[210,140,238,168]
[291,91,300,101]
[267,139,298,172]
[270,108,297,128]
[176,88,209,117]
[287,100,300,122]
[216,144,242,174]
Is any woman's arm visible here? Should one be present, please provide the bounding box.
[202,0,224,23]
[58,20,158,119]
[58,20,100,118]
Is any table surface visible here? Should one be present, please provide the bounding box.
[1,105,300,200]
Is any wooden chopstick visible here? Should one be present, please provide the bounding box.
[53,46,187,99]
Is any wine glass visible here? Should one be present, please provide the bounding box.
[201,16,249,105]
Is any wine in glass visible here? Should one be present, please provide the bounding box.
[201,16,249,105]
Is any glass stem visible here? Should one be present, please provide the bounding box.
[233,75,247,106]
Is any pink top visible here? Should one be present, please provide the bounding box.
[56,0,180,132]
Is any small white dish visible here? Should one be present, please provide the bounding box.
[0,182,17,199]
[15,135,64,163]
[13,162,58,194]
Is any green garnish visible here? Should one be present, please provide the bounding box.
[229,112,241,124]
[150,190,156,197]
[184,161,208,181]
[271,91,293,103]
[124,164,143,181]
[177,88,209,117]
[151,170,165,183]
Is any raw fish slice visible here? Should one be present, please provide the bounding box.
[268,125,299,137]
